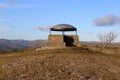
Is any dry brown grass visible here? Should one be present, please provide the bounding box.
[0,47,120,80]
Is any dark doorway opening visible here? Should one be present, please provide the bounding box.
[64,35,75,47]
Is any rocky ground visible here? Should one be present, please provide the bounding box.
[0,48,120,80]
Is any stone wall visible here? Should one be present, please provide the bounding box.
[45,35,80,48]
[45,35,66,48]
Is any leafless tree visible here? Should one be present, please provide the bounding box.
[97,31,119,53]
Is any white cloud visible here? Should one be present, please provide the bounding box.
[34,25,53,31]
[94,14,120,26]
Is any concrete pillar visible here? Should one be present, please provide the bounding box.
[62,31,65,35]
[50,30,51,35]
[76,30,77,35]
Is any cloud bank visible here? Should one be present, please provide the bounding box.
[94,14,120,26]
[34,25,52,31]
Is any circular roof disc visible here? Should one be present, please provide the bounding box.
[50,24,76,31]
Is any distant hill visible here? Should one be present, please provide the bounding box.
[0,39,119,52]
[0,39,46,51]
[81,41,100,46]
[0,39,32,51]
[81,41,120,48]
[31,40,46,48]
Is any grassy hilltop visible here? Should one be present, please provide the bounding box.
[0,47,120,80]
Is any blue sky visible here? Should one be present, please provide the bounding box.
[0,0,120,41]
